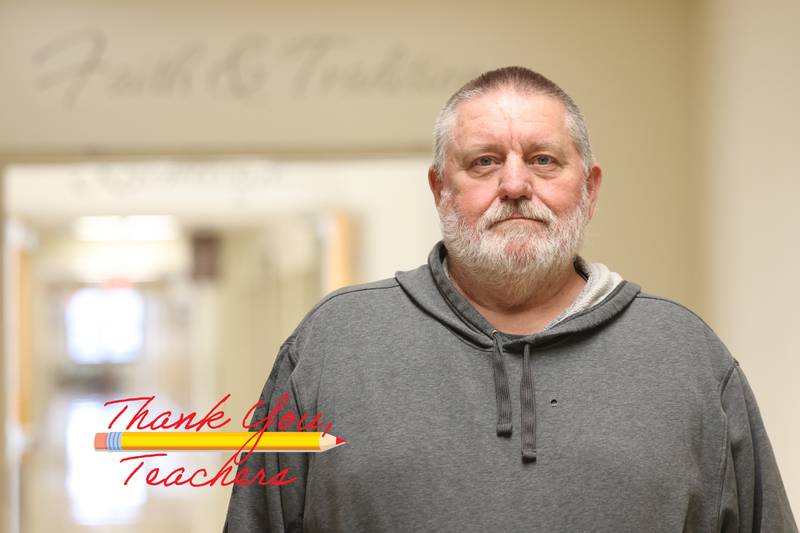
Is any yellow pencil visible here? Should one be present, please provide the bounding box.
[94,431,346,452]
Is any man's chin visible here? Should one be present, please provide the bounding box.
[501,236,536,251]
[486,236,539,260]
[477,241,542,269]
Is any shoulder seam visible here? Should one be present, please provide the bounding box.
[719,361,739,397]
[635,294,710,328]
[714,360,740,529]
[284,335,299,367]
[638,294,737,391]
[311,280,401,315]
[290,281,402,354]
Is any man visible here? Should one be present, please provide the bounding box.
[224,66,797,532]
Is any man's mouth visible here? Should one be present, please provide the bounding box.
[495,217,542,225]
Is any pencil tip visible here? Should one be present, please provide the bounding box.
[336,437,347,445]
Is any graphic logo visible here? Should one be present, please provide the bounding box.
[94,393,345,487]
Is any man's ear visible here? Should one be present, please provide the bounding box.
[428,166,444,206]
[586,163,602,220]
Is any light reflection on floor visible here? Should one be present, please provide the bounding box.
[21,390,232,533]
[65,398,147,525]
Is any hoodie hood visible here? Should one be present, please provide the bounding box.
[395,241,641,462]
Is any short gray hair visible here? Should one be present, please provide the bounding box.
[431,66,594,179]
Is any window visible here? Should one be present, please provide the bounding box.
[65,286,145,364]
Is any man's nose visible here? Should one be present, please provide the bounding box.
[497,157,533,200]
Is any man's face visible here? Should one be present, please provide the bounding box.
[429,88,601,278]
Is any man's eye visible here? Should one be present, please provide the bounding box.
[533,155,554,165]
[475,157,494,167]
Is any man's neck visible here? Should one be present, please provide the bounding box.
[447,257,587,336]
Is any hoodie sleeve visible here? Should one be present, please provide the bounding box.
[222,337,309,533]
[718,360,798,532]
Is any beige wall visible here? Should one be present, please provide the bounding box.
[1,182,7,532]
[699,0,800,516]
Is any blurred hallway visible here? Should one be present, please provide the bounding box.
[3,160,415,532]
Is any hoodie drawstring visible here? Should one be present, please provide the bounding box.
[520,343,537,462]
[490,331,537,462]
[490,330,513,436]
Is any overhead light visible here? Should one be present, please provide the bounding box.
[73,215,178,241]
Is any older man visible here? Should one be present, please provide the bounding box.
[224,67,797,532]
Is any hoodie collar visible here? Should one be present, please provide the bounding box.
[397,242,640,347]
[396,241,641,462]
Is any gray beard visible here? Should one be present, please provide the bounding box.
[437,185,590,300]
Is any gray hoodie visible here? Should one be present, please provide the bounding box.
[223,241,797,532]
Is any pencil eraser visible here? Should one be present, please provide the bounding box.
[94,432,107,450]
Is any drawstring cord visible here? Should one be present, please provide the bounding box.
[521,343,537,462]
[490,330,537,462]
[490,330,513,436]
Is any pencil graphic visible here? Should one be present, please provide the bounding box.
[94,431,346,452]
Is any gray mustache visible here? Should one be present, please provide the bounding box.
[481,203,554,228]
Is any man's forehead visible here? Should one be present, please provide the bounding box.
[469,87,558,106]
[451,89,569,147]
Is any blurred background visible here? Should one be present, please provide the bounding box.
[0,0,798,531]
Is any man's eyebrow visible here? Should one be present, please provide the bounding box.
[459,142,505,155]
[524,141,566,155]
[459,141,567,155]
